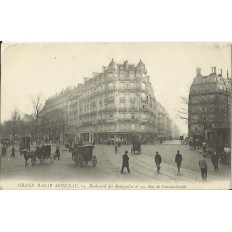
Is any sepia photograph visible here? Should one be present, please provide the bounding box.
[0,42,231,190]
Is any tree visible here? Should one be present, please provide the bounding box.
[10,108,21,142]
[177,90,230,142]
[26,92,45,144]
[176,96,189,122]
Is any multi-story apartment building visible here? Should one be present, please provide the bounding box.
[41,59,180,144]
[76,59,158,143]
[188,67,231,147]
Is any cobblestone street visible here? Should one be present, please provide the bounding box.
[0,141,230,189]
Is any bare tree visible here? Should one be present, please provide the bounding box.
[11,108,21,142]
[176,96,189,122]
[177,89,230,141]
[27,92,45,144]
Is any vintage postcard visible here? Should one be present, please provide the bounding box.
[0,42,231,190]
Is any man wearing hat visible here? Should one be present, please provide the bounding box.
[54,146,61,160]
[211,151,219,172]
[175,150,183,174]
[121,151,130,173]
[154,151,162,172]
[199,154,208,180]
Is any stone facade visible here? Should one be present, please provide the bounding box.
[41,59,180,144]
[188,67,231,147]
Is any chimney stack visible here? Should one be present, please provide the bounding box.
[211,67,214,73]
[227,70,229,79]
[214,67,216,74]
[220,69,222,76]
[196,67,201,77]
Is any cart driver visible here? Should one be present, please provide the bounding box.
[54,146,60,160]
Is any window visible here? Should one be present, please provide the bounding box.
[120,97,125,102]
[120,102,125,108]
[108,82,114,89]
[130,82,135,89]
[129,71,134,78]
[131,113,135,119]
[142,82,146,90]
[125,82,129,89]
[119,113,125,119]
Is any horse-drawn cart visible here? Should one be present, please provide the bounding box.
[35,145,53,164]
[72,144,97,167]
[131,140,141,155]
[22,144,53,166]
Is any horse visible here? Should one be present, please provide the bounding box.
[20,149,36,167]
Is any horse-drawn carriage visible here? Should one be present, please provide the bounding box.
[22,144,53,166]
[72,144,97,167]
[131,140,141,155]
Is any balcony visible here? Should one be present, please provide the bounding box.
[128,107,137,112]
[118,107,127,112]
[120,97,125,103]
[139,107,149,112]
[141,98,148,103]
[106,107,116,112]
[107,97,115,103]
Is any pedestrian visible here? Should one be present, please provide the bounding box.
[121,151,130,173]
[11,146,16,158]
[211,151,219,172]
[2,145,6,156]
[115,142,118,154]
[54,146,60,160]
[199,154,208,181]
[154,151,162,172]
[175,150,182,174]
[203,142,207,153]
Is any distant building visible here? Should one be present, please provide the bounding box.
[41,89,70,143]
[41,59,180,144]
[188,67,231,147]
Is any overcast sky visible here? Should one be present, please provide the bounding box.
[1,43,231,134]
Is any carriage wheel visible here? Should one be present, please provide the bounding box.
[92,156,97,167]
[73,156,79,165]
[40,156,45,164]
[31,157,36,165]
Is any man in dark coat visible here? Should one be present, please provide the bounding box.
[154,151,162,172]
[199,154,208,180]
[121,151,130,173]
[175,150,183,174]
[2,145,6,156]
[54,147,60,160]
[11,146,16,158]
[211,151,219,172]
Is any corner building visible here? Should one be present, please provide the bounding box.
[188,67,231,147]
[76,59,158,143]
